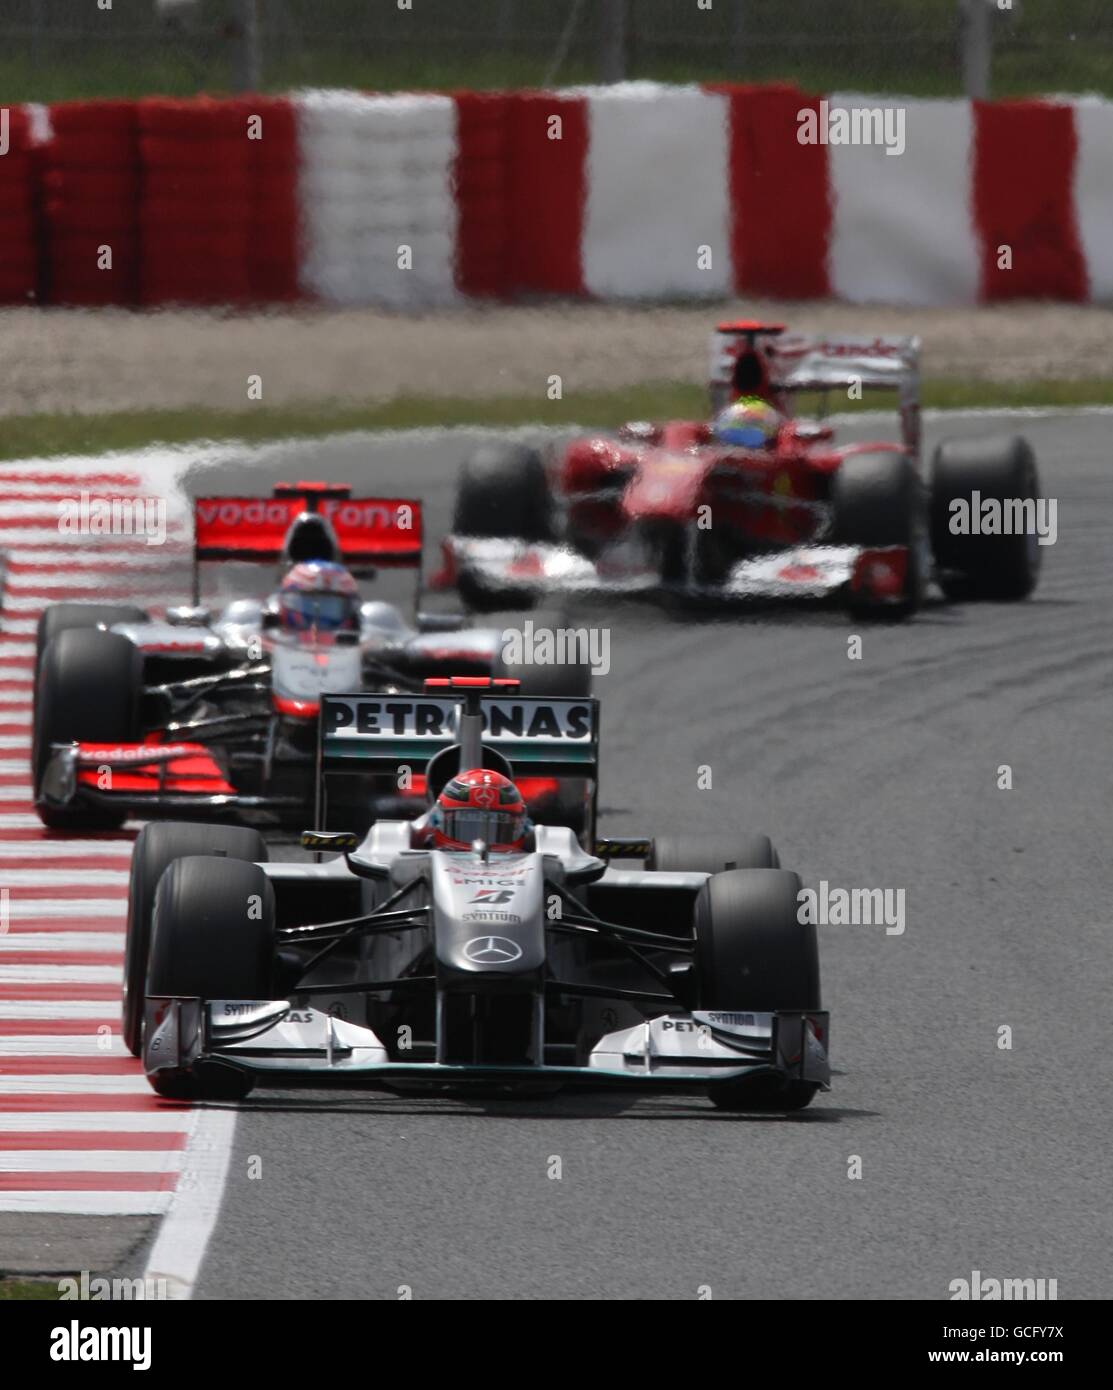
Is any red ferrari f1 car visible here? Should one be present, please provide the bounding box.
[438,321,1044,619]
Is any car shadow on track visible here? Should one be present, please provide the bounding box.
[564,592,959,629]
[204,1092,875,1124]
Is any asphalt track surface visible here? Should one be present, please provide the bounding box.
[150,412,1108,1301]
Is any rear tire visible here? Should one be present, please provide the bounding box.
[454,443,554,543]
[930,435,1042,600]
[123,823,268,1057]
[831,451,925,620]
[490,610,592,831]
[694,869,821,1113]
[32,628,142,830]
[454,446,554,612]
[650,834,778,874]
[144,856,275,1100]
[457,574,538,614]
[489,608,594,697]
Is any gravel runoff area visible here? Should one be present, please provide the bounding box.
[1,298,1111,419]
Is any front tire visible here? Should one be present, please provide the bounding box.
[694,868,821,1112]
[34,602,148,673]
[144,856,276,1100]
[123,822,269,1057]
[32,627,142,830]
[831,451,926,620]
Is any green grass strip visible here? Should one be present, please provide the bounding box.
[2,378,1111,463]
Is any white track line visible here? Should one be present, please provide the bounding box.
[0,532,177,551]
[0,842,132,859]
[2,594,180,614]
[0,1002,123,1021]
[0,1192,173,1215]
[0,500,167,520]
[4,566,188,586]
[0,934,124,953]
[0,966,123,985]
[0,1074,148,1094]
[143,1106,237,1300]
[0,1111,190,1132]
[0,1151,184,1173]
[0,1035,127,1057]
[0,502,187,530]
[0,870,128,887]
[5,900,128,918]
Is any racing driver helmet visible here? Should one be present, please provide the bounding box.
[277,560,360,638]
[430,769,530,852]
[713,395,782,449]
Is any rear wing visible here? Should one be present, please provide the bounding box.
[191,482,423,601]
[773,334,921,457]
[771,334,919,391]
[316,686,600,834]
[710,327,921,457]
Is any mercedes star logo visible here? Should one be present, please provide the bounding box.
[472,786,497,808]
[463,935,523,965]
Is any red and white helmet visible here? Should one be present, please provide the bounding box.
[430,768,529,852]
[277,561,360,639]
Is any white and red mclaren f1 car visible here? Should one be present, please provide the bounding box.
[31,482,590,835]
[437,321,1044,619]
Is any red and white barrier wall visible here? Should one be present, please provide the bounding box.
[0,106,37,304]
[0,83,1110,308]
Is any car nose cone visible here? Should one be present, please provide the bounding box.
[463,935,523,965]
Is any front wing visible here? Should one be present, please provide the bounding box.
[37,741,303,820]
[440,535,909,605]
[144,997,831,1092]
[38,741,574,827]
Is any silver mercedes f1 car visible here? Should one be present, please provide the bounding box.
[133,678,830,1110]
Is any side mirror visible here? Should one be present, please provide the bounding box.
[165,605,211,626]
[416,611,467,634]
[300,829,360,852]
